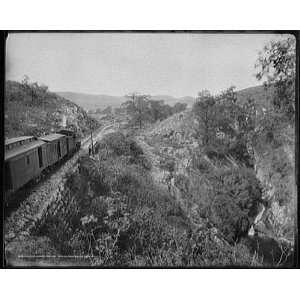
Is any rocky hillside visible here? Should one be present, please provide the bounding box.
[141,102,295,265]
[252,124,296,243]
[5,80,99,138]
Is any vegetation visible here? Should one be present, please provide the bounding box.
[256,36,296,121]
[36,131,260,266]
[192,86,255,167]
[9,36,295,267]
[122,92,187,129]
[5,77,99,138]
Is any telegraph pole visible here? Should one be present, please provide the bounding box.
[89,118,94,156]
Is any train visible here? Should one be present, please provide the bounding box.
[4,129,81,201]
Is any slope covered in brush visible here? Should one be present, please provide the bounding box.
[5,80,99,138]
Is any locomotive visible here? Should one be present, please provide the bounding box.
[4,129,81,201]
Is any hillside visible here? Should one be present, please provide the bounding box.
[237,85,275,108]
[151,95,195,107]
[5,80,99,139]
[57,85,273,112]
[56,91,196,111]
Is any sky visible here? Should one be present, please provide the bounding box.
[5,32,289,97]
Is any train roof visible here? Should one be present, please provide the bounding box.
[56,129,75,136]
[5,139,46,161]
[39,133,66,142]
[5,136,35,145]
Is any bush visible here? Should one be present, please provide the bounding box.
[78,155,111,195]
[96,132,131,156]
[209,168,262,242]
[191,153,211,173]
[96,131,142,157]
[159,156,175,173]
[228,139,253,167]
[129,155,152,170]
[271,150,292,179]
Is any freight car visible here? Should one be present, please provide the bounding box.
[56,129,81,151]
[4,129,81,202]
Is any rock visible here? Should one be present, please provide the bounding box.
[248,226,255,236]
[6,232,16,240]
[20,231,30,236]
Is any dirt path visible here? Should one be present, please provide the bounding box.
[135,135,168,190]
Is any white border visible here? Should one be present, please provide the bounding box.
[0,0,300,29]
[1,0,299,299]
[1,269,300,300]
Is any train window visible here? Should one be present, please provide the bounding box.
[38,147,43,168]
[26,155,30,165]
[58,141,61,157]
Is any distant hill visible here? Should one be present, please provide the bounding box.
[236,85,274,108]
[56,92,197,111]
[151,95,196,107]
[5,81,99,138]
[56,92,125,111]
[57,85,273,111]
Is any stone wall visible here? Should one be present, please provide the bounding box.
[33,168,81,236]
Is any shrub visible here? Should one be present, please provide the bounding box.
[96,131,131,156]
[129,155,152,170]
[78,155,111,195]
[271,150,292,179]
[159,156,176,173]
[191,153,211,173]
[208,167,262,243]
[228,139,253,167]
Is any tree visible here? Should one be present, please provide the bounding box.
[255,36,296,120]
[216,85,237,104]
[193,90,218,147]
[148,99,165,121]
[19,75,48,105]
[122,93,152,128]
[172,102,187,114]
[193,88,239,146]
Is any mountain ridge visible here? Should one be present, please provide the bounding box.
[56,85,273,111]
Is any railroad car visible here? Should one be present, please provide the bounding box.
[5,136,36,151]
[39,133,68,166]
[4,137,48,194]
[56,129,79,153]
[4,129,81,201]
